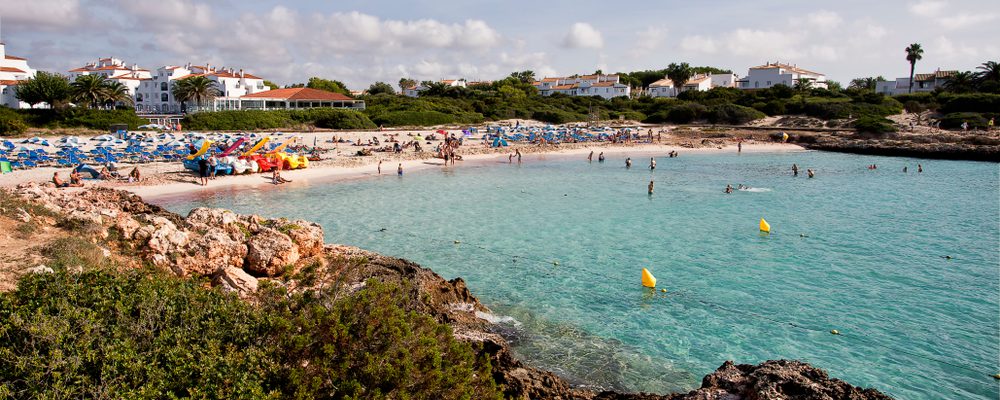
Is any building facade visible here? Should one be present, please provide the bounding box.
[68,57,152,97]
[875,70,957,96]
[736,62,827,90]
[532,74,630,99]
[134,64,268,113]
[646,73,738,98]
[0,42,38,109]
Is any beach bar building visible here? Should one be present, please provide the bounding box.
[0,41,38,109]
[212,87,365,111]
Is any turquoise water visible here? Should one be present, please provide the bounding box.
[157,151,1000,399]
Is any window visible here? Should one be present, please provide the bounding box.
[755,81,759,88]
[767,81,771,86]
[137,93,143,102]
[161,93,168,101]
[160,82,168,91]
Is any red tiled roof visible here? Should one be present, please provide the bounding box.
[750,63,822,76]
[649,78,674,87]
[174,73,205,80]
[591,81,619,87]
[240,87,355,101]
[0,67,26,73]
[915,70,957,81]
[0,79,22,85]
[69,67,91,72]
[551,84,578,90]
[5,55,27,61]
[110,74,150,81]
[210,71,263,80]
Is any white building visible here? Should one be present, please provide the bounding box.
[875,70,957,96]
[0,42,38,109]
[646,73,738,98]
[532,74,630,99]
[68,57,152,96]
[736,62,827,90]
[134,63,268,113]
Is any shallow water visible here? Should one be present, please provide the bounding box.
[157,151,1000,399]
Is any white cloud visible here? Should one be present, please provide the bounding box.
[0,0,82,29]
[628,26,667,57]
[863,24,888,39]
[724,29,803,59]
[809,45,839,61]
[938,13,998,29]
[562,22,604,49]
[909,0,947,16]
[680,35,717,53]
[796,10,842,31]
[119,0,214,29]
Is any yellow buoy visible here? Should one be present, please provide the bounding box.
[660,288,667,293]
[782,132,789,142]
[759,218,771,233]
[830,329,840,335]
[641,268,657,288]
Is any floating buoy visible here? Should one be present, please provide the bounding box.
[759,218,771,233]
[992,373,1000,380]
[454,240,461,244]
[660,288,667,293]
[830,329,840,335]
[552,261,559,266]
[641,268,657,288]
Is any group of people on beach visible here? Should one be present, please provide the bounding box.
[52,163,141,189]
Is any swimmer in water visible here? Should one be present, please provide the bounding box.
[903,166,908,173]
[648,180,654,195]
[598,152,605,162]
[625,158,632,169]
[649,157,656,170]
[918,164,923,173]
[807,169,815,178]
[725,184,733,194]
[792,164,799,176]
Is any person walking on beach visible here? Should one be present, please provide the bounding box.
[397,163,403,176]
[208,156,218,180]
[792,164,799,176]
[516,149,522,164]
[197,157,209,186]
[508,153,513,163]
[626,158,632,169]
[738,140,742,153]
[649,157,656,170]
[989,117,995,131]
[588,151,593,163]
[648,180,654,195]
[378,160,382,174]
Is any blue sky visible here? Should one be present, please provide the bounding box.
[1,0,997,89]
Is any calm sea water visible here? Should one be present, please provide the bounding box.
[157,150,1000,399]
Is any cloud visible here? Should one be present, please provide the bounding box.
[562,22,604,49]
[119,0,214,29]
[0,0,82,29]
[938,13,998,29]
[909,0,947,16]
[809,45,839,61]
[680,35,717,53]
[794,10,843,31]
[724,29,803,59]
[628,26,667,57]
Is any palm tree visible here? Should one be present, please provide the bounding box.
[848,76,886,91]
[103,81,134,108]
[943,71,977,93]
[976,61,999,83]
[665,62,692,96]
[793,78,813,93]
[172,76,220,112]
[905,43,924,93]
[71,74,110,109]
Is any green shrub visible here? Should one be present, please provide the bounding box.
[761,100,787,116]
[853,115,897,134]
[182,110,289,130]
[893,92,936,105]
[532,109,586,124]
[310,109,377,129]
[0,269,501,399]
[938,112,989,129]
[705,104,766,124]
[937,94,1000,114]
[665,103,707,124]
[369,110,483,126]
[0,114,28,136]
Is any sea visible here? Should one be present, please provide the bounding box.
[156,150,1000,399]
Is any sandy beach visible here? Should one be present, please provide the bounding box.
[0,126,805,200]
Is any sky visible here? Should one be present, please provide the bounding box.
[1,0,997,89]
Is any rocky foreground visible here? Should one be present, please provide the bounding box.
[4,184,893,399]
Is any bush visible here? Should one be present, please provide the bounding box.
[181,109,378,130]
[903,100,925,113]
[532,109,586,124]
[937,93,1000,114]
[309,109,377,129]
[0,113,28,136]
[369,110,483,126]
[938,112,989,129]
[853,115,897,134]
[665,103,707,124]
[705,104,766,124]
[0,269,501,399]
[760,100,787,116]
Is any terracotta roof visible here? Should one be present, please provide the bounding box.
[69,67,91,72]
[0,79,22,85]
[551,84,578,90]
[0,67,26,73]
[915,70,957,81]
[5,55,27,61]
[110,73,150,81]
[209,71,263,80]
[649,78,674,87]
[685,75,711,86]
[174,73,205,80]
[240,87,355,101]
[541,77,560,83]
[591,81,619,87]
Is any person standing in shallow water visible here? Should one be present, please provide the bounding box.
[516,149,522,164]
[588,151,593,163]
[626,158,632,169]
[648,180,654,195]
[649,157,656,170]
[397,163,403,176]
[792,164,799,176]
[378,160,382,174]
[918,164,923,173]
[598,152,605,162]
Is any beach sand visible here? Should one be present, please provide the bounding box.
[0,128,805,200]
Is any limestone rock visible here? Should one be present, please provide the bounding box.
[213,266,258,297]
[175,228,248,276]
[284,220,324,258]
[245,228,299,276]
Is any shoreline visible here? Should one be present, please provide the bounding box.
[0,139,806,201]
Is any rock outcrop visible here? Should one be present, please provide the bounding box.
[5,183,895,400]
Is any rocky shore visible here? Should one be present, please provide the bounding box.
[3,184,894,399]
[791,131,1000,162]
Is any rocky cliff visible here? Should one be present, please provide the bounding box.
[4,184,894,399]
